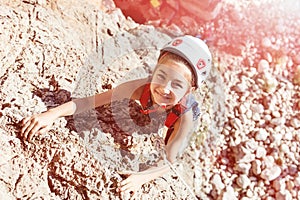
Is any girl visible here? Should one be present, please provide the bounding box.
[20,35,212,195]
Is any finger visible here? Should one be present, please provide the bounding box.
[23,120,38,140]
[120,181,133,192]
[119,177,131,187]
[27,123,43,141]
[131,190,138,199]
[21,117,31,125]
[21,118,32,135]
[37,126,49,135]
[118,171,133,179]
[118,170,134,174]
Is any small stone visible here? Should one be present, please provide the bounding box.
[236,174,251,189]
[232,118,243,130]
[236,162,251,174]
[252,112,261,121]
[275,190,293,200]
[272,133,282,144]
[235,82,248,93]
[263,73,278,93]
[293,65,300,85]
[255,129,269,141]
[272,179,285,191]
[245,139,258,152]
[258,59,270,73]
[261,38,272,48]
[246,189,253,198]
[272,110,281,118]
[252,159,262,175]
[245,110,253,119]
[283,131,293,141]
[270,117,285,126]
[239,104,247,114]
[256,146,266,158]
[222,186,237,200]
[291,118,300,129]
[263,156,275,168]
[239,153,255,163]
[261,165,281,181]
[211,174,225,192]
[295,176,300,187]
[264,114,272,121]
[280,143,289,154]
[286,180,294,191]
[251,104,264,114]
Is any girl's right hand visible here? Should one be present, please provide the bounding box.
[21,110,58,141]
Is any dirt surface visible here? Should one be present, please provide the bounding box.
[0,0,300,199]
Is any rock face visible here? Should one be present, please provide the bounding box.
[1,0,300,199]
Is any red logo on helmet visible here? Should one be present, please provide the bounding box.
[197,59,206,70]
[172,39,183,46]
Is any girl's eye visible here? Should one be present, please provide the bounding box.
[157,74,165,80]
[172,82,183,89]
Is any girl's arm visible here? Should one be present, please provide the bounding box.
[118,109,195,193]
[21,78,148,141]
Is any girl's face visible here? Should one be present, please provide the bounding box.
[150,59,194,106]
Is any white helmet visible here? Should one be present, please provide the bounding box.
[160,35,212,87]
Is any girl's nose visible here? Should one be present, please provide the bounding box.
[162,81,172,94]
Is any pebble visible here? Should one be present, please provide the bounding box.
[263,73,278,93]
[280,143,289,154]
[211,174,225,192]
[275,190,293,200]
[261,37,272,48]
[260,165,281,181]
[283,131,293,141]
[290,118,300,129]
[272,179,285,191]
[255,129,269,141]
[245,139,258,152]
[246,189,254,198]
[272,133,283,144]
[270,117,285,126]
[222,186,237,200]
[236,162,251,174]
[252,112,261,121]
[236,82,248,93]
[239,153,255,163]
[263,156,275,168]
[252,159,262,175]
[293,65,300,85]
[295,176,300,187]
[256,146,266,158]
[236,174,251,189]
[250,104,264,114]
[258,59,270,73]
[264,114,271,121]
[271,110,281,118]
[245,109,253,119]
[239,103,247,114]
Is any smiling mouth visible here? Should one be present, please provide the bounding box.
[155,90,172,100]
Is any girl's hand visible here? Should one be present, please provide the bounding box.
[21,110,57,141]
[117,171,149,195]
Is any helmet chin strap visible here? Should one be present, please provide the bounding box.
[140,103,168,114]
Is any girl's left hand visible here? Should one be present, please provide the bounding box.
[117,171,148,195]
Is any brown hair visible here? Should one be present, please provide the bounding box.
[158,52,197,88]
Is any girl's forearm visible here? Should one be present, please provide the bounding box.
[139,161,171,183]
[48,95,95,118]
[48,101,77,118]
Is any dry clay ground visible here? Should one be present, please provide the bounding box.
[0,0,300,199]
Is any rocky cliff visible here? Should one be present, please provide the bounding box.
[0,0,300,199]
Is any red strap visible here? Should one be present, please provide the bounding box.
[140,83,151,109]
[164,103,187,128]
[139,82,188,129]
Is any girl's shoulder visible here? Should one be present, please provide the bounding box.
[120,77,150,100]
